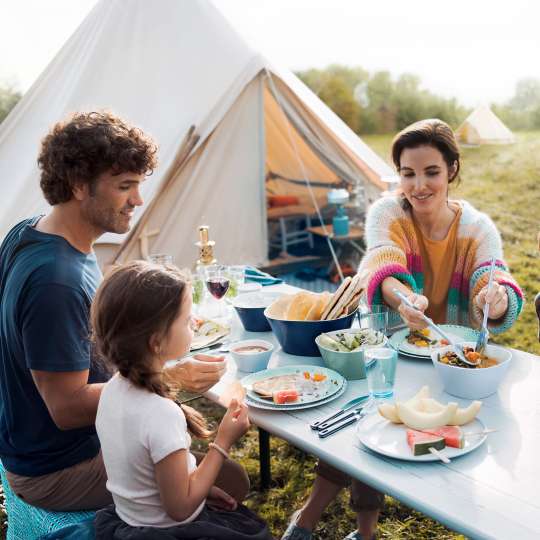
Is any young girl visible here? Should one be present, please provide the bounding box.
[92,261,272,539]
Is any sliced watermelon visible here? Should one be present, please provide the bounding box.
[406,429,446,456]
[421,426,464,449]
[273,389,300,404]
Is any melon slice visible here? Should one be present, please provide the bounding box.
[421,426,464,449]
[447,401,482,426]
[406,429,446,456]
[396,401,458,430]
[377,386,431,423]
[378,402,401,423]
[418,397,446,413]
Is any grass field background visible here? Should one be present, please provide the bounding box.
[1,132,538,539]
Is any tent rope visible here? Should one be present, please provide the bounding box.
[264,69,345,282]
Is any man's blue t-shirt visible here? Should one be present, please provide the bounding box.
[0,217,107,476]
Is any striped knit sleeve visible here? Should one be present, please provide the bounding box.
[358,197,418,308]
[468,212,524,334]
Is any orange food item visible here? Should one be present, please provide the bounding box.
[303,371,311,379]
[465,351,481,362]
[312,373,327,382]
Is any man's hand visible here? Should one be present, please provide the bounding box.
[164,355,226,393]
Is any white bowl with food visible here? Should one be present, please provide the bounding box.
[315,329,387,380]
[230,339,274,373]
[430,342,512,399]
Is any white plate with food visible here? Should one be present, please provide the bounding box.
[240,365,345,407]
[356,413,487,462]
[190,317,230,351]
[389,325,479,359]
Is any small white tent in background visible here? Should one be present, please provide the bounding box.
[456,105,516,145]
[0,0,393,269]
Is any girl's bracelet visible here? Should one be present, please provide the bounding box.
[209,442,229,460]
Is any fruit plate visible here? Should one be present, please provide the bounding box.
[356,414,487,462]
[389,325,479,359]
[240,365,345,407]
[245,381,347,411]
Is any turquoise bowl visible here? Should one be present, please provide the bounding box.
[315,330,388,380]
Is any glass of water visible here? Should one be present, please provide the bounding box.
[365,347,397,400]
[358,305,389,335]
[149,253,173,266]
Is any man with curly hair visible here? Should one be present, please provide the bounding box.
[0,112,240,512]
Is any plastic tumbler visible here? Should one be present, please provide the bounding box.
[365,347,397,399]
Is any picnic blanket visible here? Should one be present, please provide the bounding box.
[94,503,272,540]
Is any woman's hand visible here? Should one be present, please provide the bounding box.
[207,486,238,511]
[397,292,429,330]
[215,399,250,450]
[475,282,508,320]
[163,355,226,393]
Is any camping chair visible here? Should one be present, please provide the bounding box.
[0,460,95,540]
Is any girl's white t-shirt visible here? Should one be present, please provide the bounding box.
[96,373,204,527]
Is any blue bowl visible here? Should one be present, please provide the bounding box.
[264,308,357,356]
[233,292,283,332]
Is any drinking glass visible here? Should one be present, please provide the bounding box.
[365,347,397,399]
[358,306,389,335]
[149,253,173,266]
[225,265,245,299]
[205,265,230,317]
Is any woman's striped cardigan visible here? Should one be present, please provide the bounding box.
[358,196,523,334]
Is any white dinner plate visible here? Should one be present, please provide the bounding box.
[356,414,487,462]
[389,325,479,359]
[190,319,230,351]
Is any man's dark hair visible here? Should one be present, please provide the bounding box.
[38,111,158,205]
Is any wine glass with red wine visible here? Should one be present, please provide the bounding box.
[205,265,230,316]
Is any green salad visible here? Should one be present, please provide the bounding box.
[318,329,384,352]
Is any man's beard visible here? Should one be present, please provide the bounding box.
[82,199,134,235]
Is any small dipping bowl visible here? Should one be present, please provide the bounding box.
[230,339,274,373]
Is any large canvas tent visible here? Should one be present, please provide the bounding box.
[456,105,516,145]
[0,0,394,268]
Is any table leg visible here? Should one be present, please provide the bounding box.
[258,427,271,490]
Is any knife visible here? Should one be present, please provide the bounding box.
[310,394,370,430]
[318,408,367,438]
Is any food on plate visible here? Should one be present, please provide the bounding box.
[447,401,482,426]
[406,328,449,347]
[318,329,385,352]
[438,347,498,369]
[191,317,228,338]
[396,401,458,430]
[232,345,270,354]
[272,389,300,404]
[406,429,446,456]
[421,426,464,449]
[377,386,482,427]
[252,374,297,398]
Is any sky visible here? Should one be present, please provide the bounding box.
[1,0,539,107]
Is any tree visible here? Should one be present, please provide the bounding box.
[0,84,21,124]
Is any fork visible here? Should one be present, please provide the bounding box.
[393,289,478,366]
[475,257,497,354]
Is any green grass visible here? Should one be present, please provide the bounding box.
[1,133,538,539]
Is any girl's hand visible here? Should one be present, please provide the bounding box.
[397,293,429,331]
[207,486,237,511]
[216,399,250,449]
[475,282,508,320]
